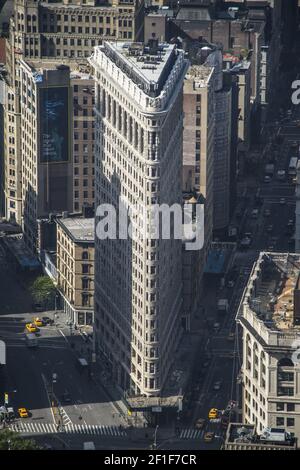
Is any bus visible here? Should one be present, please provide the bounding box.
[288,157,298,176]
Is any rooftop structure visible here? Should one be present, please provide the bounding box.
[238,252,300,331]
[57,217,94,244]
[224,423,297,450]
[91,40,185,99]
[185,63,214,86]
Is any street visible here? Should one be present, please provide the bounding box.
[0,241,126,443]
[1,101,300,451]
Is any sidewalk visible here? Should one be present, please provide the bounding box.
[53,312,146,427]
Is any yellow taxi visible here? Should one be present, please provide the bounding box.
[18,408,29,418]
[208,408,218,420]
[33,317,43,327]
[26,323,37,333]
[204,432,215,443]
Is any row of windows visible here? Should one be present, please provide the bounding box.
[276,417,295,427]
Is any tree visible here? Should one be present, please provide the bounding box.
[0,429,39,450]
[30,276,56,306]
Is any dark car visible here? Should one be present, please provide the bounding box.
[61,392,71,404]
[42,316,54,325]
[33,303,43,312]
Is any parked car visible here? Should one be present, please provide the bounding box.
[204,432,215,443]
[227,332,235,342]
[213,381,222,391]
[33,303,43,312]
[195,418,206,430]
[251,209,259,219]
[42,316,54,325]
[61,391,71,404]
[264,175,272,183]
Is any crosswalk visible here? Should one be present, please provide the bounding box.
[64,424,127,436]
[58,407,72,426]
[9,422,127,437]
[179,429,204,440]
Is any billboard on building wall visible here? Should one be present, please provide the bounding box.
[39,87,69,163]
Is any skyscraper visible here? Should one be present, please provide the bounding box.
[90,41,188,395]
[4,0,144,224]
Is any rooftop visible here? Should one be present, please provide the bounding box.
[3,235,40,269]
[224,423,297,450]
[57,217,95,244]
[176,7,212,21]
[185,64,214,86]
[21,58,92,78]
[243,252,300,331]
[98,40,180,97]
[40,1,117,10]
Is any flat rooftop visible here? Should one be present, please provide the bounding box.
[227,423,256,443]
[4,235,40,269]
[100,41,178,97]
[21,59,92,78]
[40,2,115,10]
[176,7,212,21]
[245,252,300,331]
[185,64,214,86]
[225,423,297,450]
[57,217,94,244]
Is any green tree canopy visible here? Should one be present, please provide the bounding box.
[30,276,56,305]
[0,429,39,450]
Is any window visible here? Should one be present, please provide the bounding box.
[287,403,295,412]
[82,278,89,289]
[82,293,89,307]
[276,417,284,426]
[278,387,294,396]
[287,418,295,427]
[82,251,89,260]
[82,264,89,274]
[276,403,284,411]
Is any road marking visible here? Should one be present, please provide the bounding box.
[179,429,201,440]
[58,329,68,343]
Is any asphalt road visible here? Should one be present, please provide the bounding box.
[0,245,125,436]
